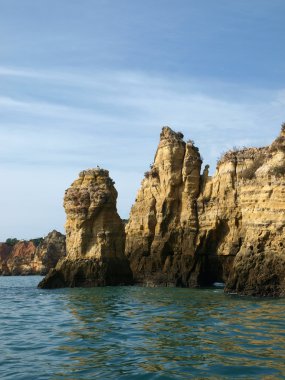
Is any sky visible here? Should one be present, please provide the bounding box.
[0,0,284,241]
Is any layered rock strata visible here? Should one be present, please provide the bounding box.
[126,125,285,296]
[0,231,66,275]
[195,128,285,296]
[39,169,133,288]
[37,124,285,296]
[125,127,202,286]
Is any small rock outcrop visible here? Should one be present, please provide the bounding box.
[38,169,133,288]
[125,127,202,286]
[34,230,66,275]
[0,231,66,275]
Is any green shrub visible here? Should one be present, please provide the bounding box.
[240,156,264,180]
[5,238,19,246]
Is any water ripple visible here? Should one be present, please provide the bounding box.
[0,277,285,379]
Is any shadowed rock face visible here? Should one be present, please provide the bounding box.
[0,231,66,275]
[125,127,202,286]
[34,230,66,275]
[38,169,133,288]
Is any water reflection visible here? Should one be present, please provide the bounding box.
[56,287,285,379]
[1,276,285,379]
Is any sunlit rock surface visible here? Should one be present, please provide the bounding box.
[39,169,132,288]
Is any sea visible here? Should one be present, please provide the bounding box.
[1,276,285,380]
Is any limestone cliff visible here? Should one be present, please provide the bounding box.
[125,124,285,296]
[38,169,133,288]
[125,127,202,286]
[197,126,285,296]
[0,231,66,275]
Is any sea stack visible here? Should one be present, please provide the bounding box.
[125,127,202,286]
[38,168,133,288]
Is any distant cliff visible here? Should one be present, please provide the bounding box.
[0,230,66,275]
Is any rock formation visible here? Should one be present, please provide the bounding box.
[38,169,133,288]
[34,123,285,296]
[0,231,66,275]
[33,230,66,275]
[0,243,13,275]
[194,126,285,296]
[125,124,285,296]
[125,127,202,286]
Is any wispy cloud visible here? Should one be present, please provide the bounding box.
[0,65,284,240]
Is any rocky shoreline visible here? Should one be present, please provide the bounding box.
[5,125,285,297]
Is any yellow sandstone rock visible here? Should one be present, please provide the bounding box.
[39,124,285,296]
[197,126,285,296]
[125,127,202,286]
[39,169,132,288]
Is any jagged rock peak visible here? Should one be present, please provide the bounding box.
[125,126,202,286]
[160,126,185,142]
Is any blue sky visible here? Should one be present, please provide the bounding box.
[0,0,284,240]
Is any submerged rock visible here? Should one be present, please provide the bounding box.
[39,169,133,288]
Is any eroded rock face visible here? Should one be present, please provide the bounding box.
[38,124,285,295]
[125,124,285,296]
[197,126,285,296]
[125,127,202,286]
[0,231,66,275]
[34,230,66,275]
[38,169,133,288]
[6,241,37,275]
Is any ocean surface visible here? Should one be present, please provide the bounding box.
[1,277,285,380]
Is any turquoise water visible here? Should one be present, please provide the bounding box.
[1,277,285,379]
